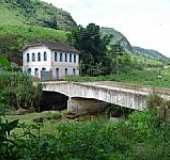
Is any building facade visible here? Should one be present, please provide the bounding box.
[22,41,79,80]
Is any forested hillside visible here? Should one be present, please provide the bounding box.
[133,46,168,62]
[0,0,77,31]
[101,27,169,63]
[101,27,134,53]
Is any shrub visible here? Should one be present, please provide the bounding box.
[0,71,42,110]
[0,109,170,160]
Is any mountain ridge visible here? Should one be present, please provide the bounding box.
[133,46,168,62]
[100,27,169,62]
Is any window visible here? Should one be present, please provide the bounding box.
[38,52,41,61]
[56,68,59,79]
[74,54,76,63]
[73,68,76,75]
[65,53,68,62]
[32,53,35,62]
[27,68,31,75]
[55,52,57,61]
[69,53,72,62]
[34,68,39,77]
[42,67,46,71]
[27,53,30,62]
[65,68,68,75]
[60,53,63,62]
[44,52,47,61]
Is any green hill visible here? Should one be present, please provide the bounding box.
[0,25,69,64]
[133,46,168,62]
[0,0,77,31]
[101,27,169,63]
[0,0,77,64]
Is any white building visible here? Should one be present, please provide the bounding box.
[22,41,79,80]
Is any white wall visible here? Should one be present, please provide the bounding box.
[23,46,52,79]
[23,46,79,80]
[51,51,79,79]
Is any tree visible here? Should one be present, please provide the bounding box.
[0,70,42,110]
[0,34,22,64]
[0,56,11,71]
[16,0,35,22]
[71,23,112,76]
[43,16,58,29]
[108,44,123,74]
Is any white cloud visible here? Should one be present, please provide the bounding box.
[42,0,170,57]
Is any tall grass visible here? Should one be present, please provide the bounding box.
[65,68,170,88]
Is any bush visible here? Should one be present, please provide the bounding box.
[0,109,170,160]
[0,71,42,110]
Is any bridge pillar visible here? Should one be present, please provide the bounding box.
[67,98,107,114]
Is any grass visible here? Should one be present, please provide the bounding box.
[4,111,63,135]
[0,24,69,42]
[0,24,69,64]
[0,3,25,25]
[5,111,62,123]
[4,111,108,135]
[65,67,170,88]
[0,0,76,31]
[131,54,163,66]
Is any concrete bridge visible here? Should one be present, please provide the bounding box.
[41,81,170,113]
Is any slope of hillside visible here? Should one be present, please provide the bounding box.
[0,25,69,64]
[0,0,77,31]
[100,27,168,63]
[133,47,168,62]
[100,27,134,53]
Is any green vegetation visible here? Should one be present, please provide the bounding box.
[0,56,12,71]
[70,23,166,77]
[71,23,114,76]
[0,57,42,110]
[0,0,76,31]
[0,25,68,63]
[0,108,169,160]
[0,1,170,160]
[65,67,170,88]
[6,111,62,124]
[101,27,169,63]
[133,46,169,63]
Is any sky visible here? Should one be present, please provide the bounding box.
[42,0,170,57]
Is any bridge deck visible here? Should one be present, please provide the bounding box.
[41,81,170,96]
[39,81,170,110]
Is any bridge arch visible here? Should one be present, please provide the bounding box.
[42,82,147,111]
[40,91,69,111]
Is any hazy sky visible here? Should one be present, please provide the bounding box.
[42,0,170,57]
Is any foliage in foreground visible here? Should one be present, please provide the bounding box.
[0,109,170,160]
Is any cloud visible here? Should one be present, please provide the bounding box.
[42,0,170,56]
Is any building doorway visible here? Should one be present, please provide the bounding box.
[34,68,39,78]
[41,68,48,81]
[56,68,59,80]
